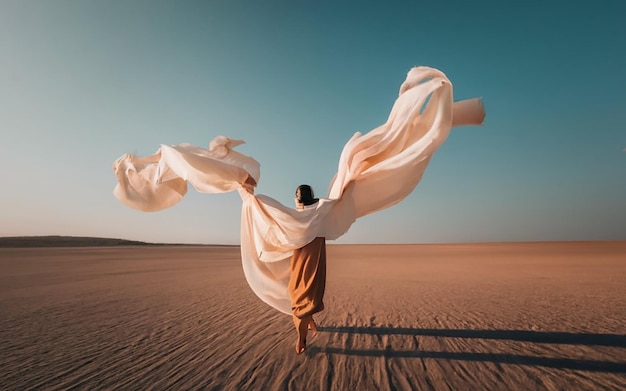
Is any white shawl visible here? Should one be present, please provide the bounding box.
[112,66,485,314]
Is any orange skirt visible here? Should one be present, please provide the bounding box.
[288,237,326,318]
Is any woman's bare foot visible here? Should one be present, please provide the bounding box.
[293,315,308,354]
[307,317,318,337]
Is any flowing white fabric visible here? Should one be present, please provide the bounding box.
[112,66,485,314]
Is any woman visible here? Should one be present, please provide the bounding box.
[289,184,325,354]
[242,180,324,354]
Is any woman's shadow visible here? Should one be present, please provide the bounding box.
[307,326,626,373]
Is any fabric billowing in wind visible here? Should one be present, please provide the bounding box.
[112,66,485,314]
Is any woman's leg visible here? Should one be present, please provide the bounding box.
[292,314,310,354]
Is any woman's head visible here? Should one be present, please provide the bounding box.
[295,184,318,207]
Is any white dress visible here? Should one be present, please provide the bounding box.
[112,66,485,314]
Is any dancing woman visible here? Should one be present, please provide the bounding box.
[290,184,325,354]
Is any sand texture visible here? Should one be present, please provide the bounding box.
[1,242,625,390]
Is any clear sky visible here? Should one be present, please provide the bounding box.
[1,0,624,244]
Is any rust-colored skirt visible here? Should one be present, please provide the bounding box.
[288,237,327,319]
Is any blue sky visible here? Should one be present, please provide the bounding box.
[1,0,624,244]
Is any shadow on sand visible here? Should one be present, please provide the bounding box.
[308,327,626,373]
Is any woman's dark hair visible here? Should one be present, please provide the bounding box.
[296,184,318,206]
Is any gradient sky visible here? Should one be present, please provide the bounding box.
[1,0,624,244]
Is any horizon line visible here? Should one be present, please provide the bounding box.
[0,235,624,248]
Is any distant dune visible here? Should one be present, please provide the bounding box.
[0,235,155,248]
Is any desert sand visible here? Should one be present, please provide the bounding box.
[1,241,625,390]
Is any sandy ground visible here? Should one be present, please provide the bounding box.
[1,242,625,390]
